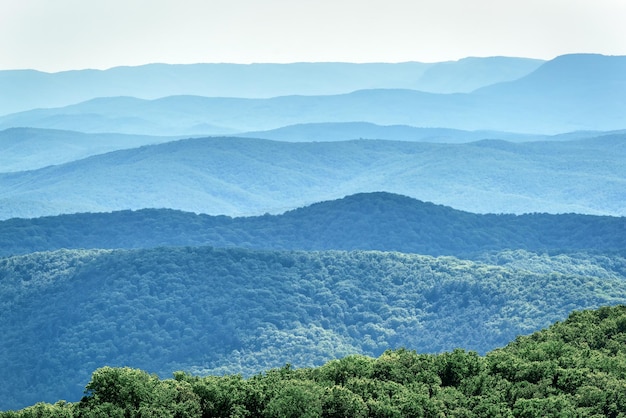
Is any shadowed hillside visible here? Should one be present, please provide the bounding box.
[1,192,625,258]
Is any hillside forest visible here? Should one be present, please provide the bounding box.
[2,305,626,417]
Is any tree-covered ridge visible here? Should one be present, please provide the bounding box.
[3,305,626,417]
[1,192,625,258]
[1,246,626,410]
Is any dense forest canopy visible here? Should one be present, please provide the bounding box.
[1,246,625,410]
[3,305,626,417]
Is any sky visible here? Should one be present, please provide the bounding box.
[1,0,625,72]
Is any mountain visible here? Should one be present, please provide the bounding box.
[472,53,626,132]
[0,54,622,135]
[0,58,543,116]
[1,192,625,258]
[475,53,626,98]
[0,127,190,172]
[0,134,624,220]
[1,246,625,410]
[414,56,545,93]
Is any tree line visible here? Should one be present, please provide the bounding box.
[1,192,625,258]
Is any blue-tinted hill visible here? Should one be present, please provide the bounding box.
[0,134,624,219]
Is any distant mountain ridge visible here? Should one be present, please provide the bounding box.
[237,122,625,143]
[0,57,543,116]
[0,134,624,219]
[0,54,622,134]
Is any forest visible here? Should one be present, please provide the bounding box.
[2,305,625,417]
[1,54,625,416]
[1,245,626,410]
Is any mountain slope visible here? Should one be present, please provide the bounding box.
[472,53,626,132]
[1,124,619,176]
[416,56,544,93]
[1,192,625,258]
[1,246,625,409]
[0,135,624,219]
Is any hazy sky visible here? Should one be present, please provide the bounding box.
[2,0,625,71]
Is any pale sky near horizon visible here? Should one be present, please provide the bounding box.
[1,0,625,72]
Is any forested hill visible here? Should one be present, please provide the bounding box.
[4,305,626,417]
[3,305,626,417]
[1,246,626,410]
[1,192,624,258]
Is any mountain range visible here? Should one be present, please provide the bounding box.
[5,125,621,173]
[1,54,623,135]
[0,57,543,116]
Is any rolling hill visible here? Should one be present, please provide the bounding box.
[1,192,625,258]
[0,134,624,220]
[1,246,625,410]
[2,125,620,176]
[0,54,622,135]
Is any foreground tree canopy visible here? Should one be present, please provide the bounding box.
[3,305,626,417]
